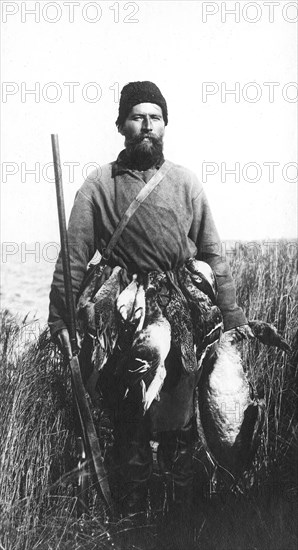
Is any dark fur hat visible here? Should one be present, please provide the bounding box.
[116,81,168,127]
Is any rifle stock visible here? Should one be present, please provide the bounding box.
[70,355,113,508]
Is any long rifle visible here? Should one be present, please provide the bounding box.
[51,134,113,514]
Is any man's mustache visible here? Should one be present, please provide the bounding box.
[127,133,162,146]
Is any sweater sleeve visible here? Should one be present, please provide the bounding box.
[190,188,247,331]
[48,186,98,337]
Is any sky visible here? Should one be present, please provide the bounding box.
[1,0,297,247]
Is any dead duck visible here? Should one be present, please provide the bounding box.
[197,321,290,475]
[78,269,146,404]
[76,263,107,336]
[197,334,264,476]
[178,264,223,359]
[124,286,171,413]
[117,275,146,332]
[162,271,197,375]
[185,258,218,303]
[92,266,122,341]
[76,266,122,402]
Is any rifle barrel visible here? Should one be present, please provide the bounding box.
[51,134,77,354]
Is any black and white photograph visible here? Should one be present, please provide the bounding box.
[1,1,297,549]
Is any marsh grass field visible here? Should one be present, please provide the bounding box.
[0,240,297,550]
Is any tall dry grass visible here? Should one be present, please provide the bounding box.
[0,240,297,549]
[0,312,113,549]
[0,312,74,549]
[231,241,298,494]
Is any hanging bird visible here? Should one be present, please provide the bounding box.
[76,262,106,337]
[117,274,138,322]
[196,317,291,476]
[249,320,291,353]
[78,265,122,368]
[76,266,123,403]
[185,258,218,303]
[117,276,146,332]
[162,272,197,374]
[125,286,171,413]
[132,282,146,332]
[178,265,223,357]
[91,266,122,343]
[197,334,265,476]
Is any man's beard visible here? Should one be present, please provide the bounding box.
[125,134,164,170]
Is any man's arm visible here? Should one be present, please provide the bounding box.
[48,186,98,339]
[190,188,247,331]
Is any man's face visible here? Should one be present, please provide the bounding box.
[119,103,165,169]
[120,103,165,141]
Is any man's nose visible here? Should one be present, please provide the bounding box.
[142,116,153,132]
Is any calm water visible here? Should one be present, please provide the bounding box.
[1,243,58,331]
[0,242,100,336]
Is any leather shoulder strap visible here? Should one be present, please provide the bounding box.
[101,160,172,263]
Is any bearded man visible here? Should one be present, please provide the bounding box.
[48,81,251,520]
